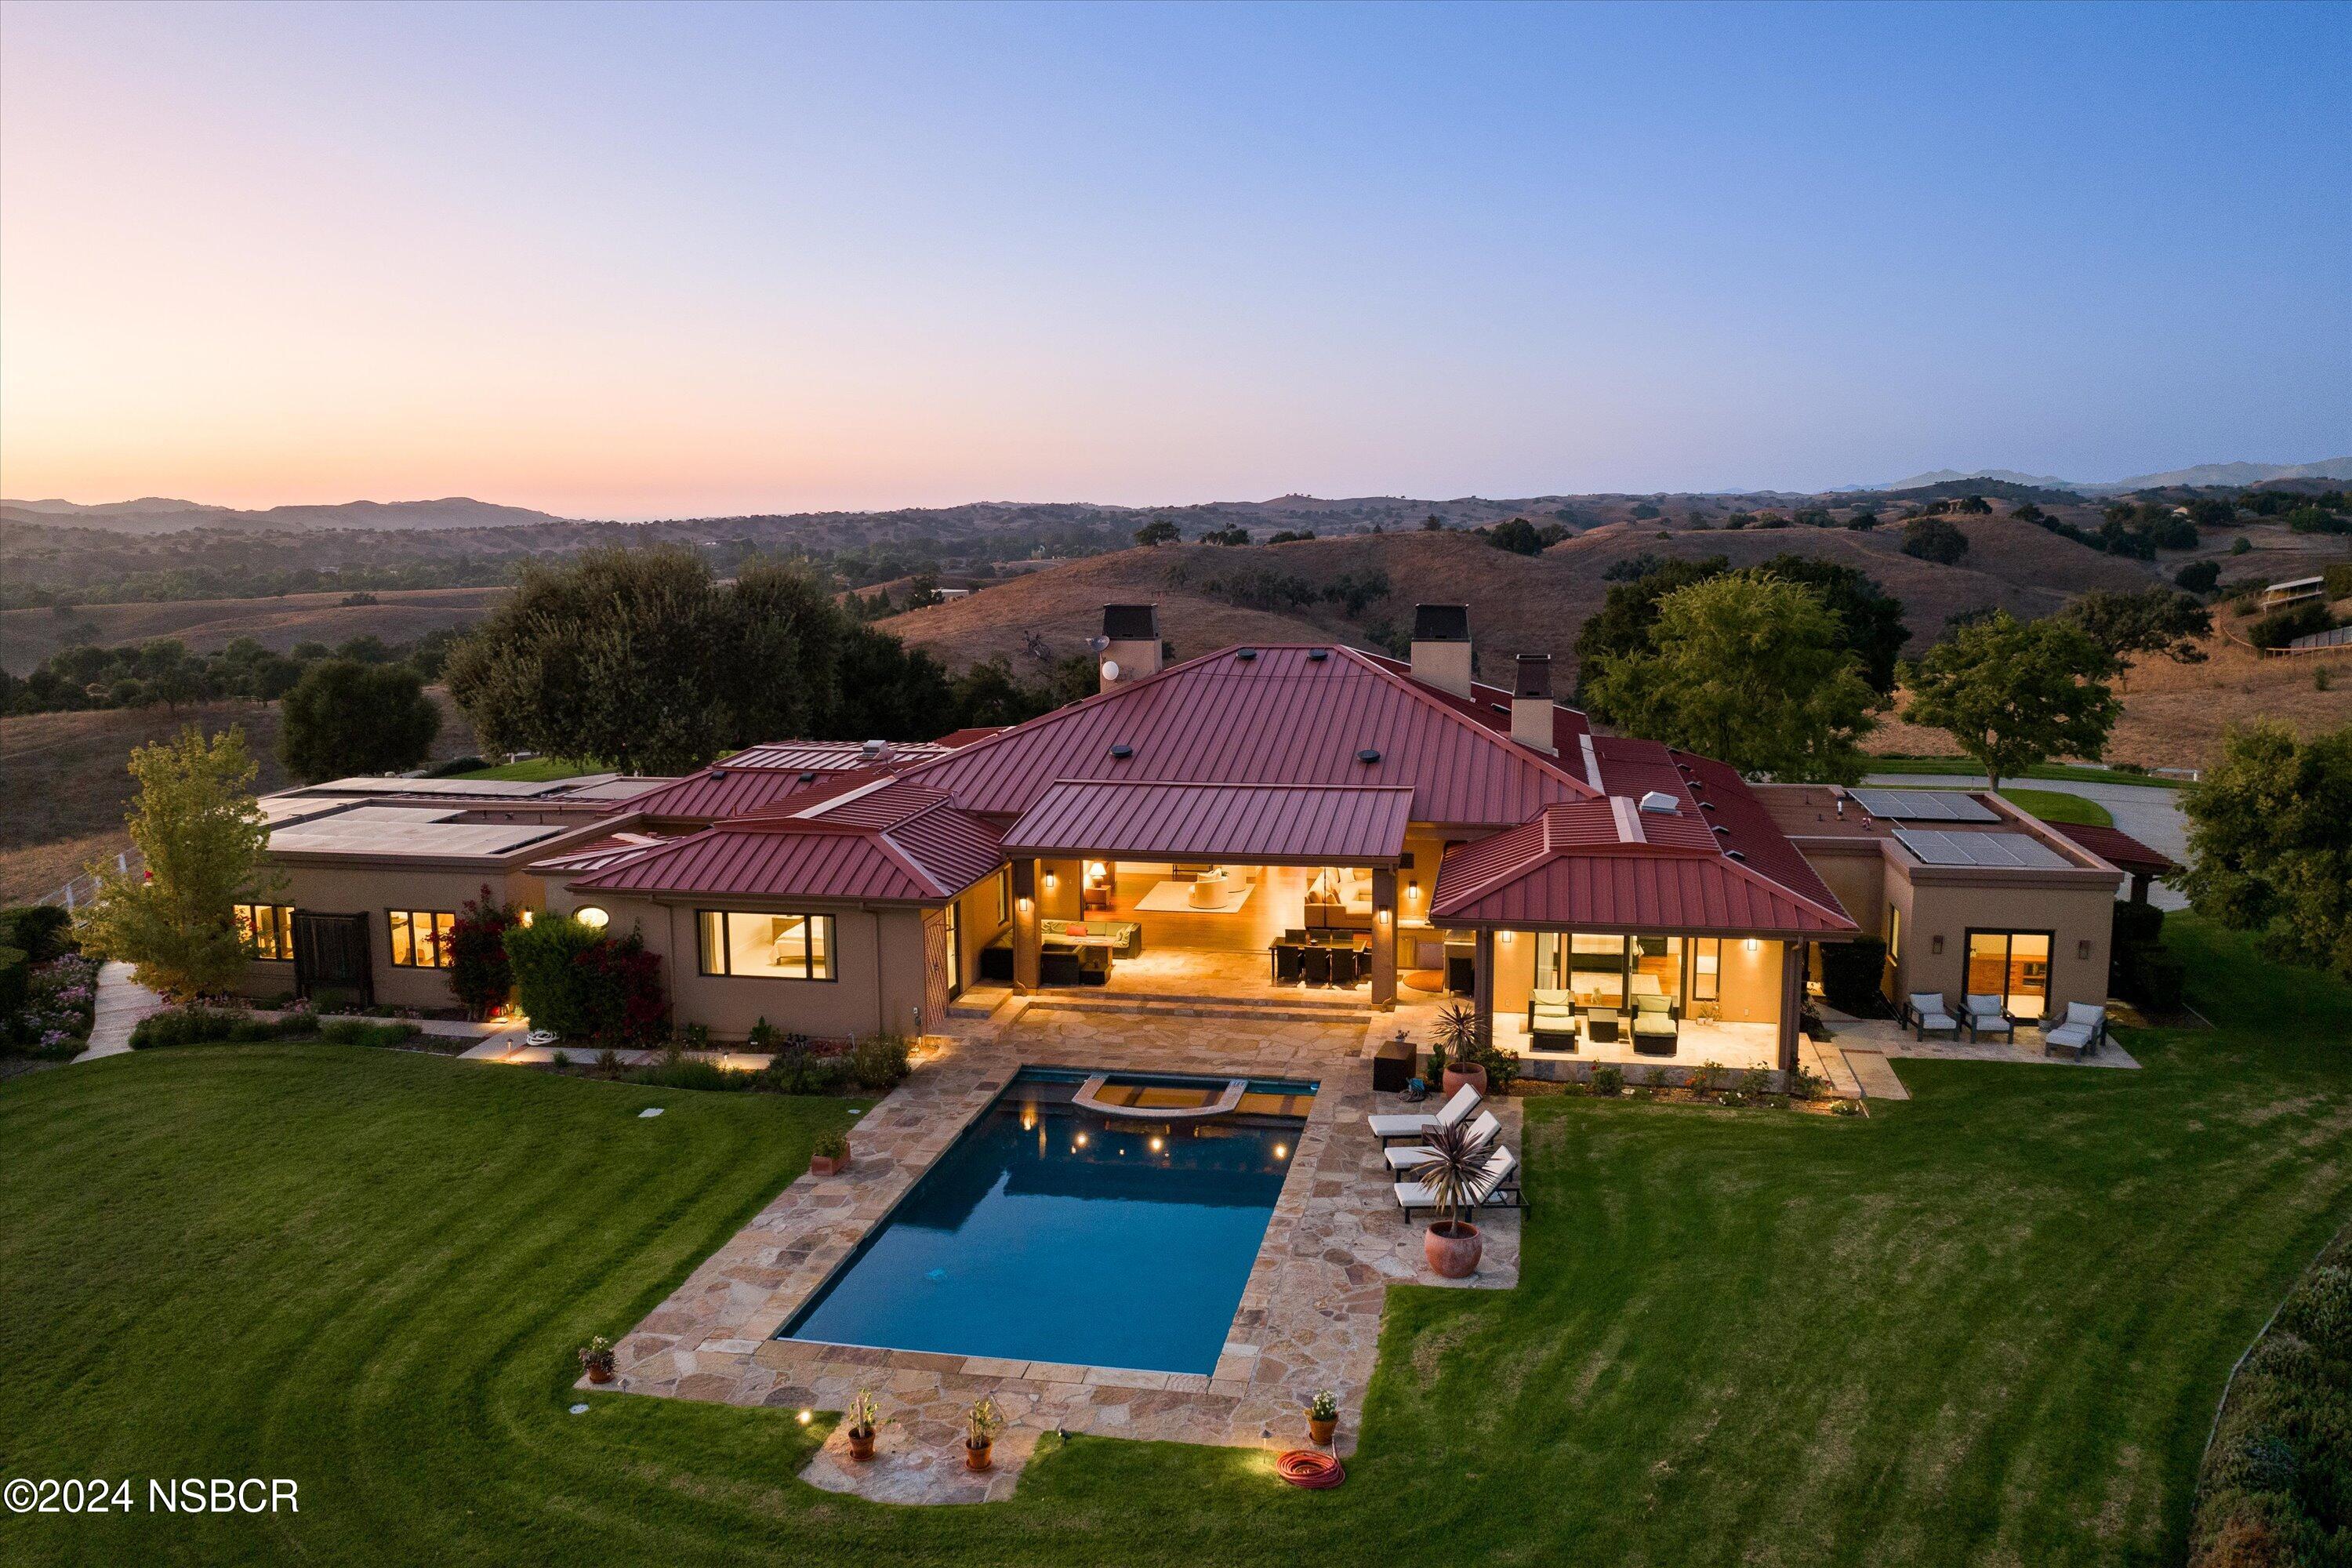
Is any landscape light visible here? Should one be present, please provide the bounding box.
[797,1409,812,1425]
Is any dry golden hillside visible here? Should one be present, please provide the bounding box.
[0,585,511,675]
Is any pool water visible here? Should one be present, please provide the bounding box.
[779,1067,1315,1375]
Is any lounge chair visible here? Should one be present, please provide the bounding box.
[1394,1145,1523,1218]
[1382,1111,1502,1171]
[1527,989,1578,1052]
[1962,993,2015,1042]
[2043,1001,2108,1060]
[1631,994,1679,1056]
[1368,1083,1480,1145]
[1902,992,1958,1040]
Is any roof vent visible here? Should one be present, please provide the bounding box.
[1727,849,1747,861]
[1712,824,1731,836]
[710,768,728,779]
[1236,648,1258,662]
[1701,800,1718,811]
[1109,743,1134,760]
[797,771,818,784]
[1357,748,1382,764]
[860,739,893,761]
[1638,790,1680,815]
[1306,648,1329,662]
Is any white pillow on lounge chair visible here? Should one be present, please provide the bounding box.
[1367,1083,1480,1142]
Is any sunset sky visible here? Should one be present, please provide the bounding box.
[2,1,2346,520]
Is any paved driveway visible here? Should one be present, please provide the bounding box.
[1862,773,2190,910]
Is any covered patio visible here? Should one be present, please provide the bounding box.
[997,780,1416,1010]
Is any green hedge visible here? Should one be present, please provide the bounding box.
[504,916,606,1038]
[130,1007,312,1050]
[2191,1243,2352,1566]
[0,905,74,964]
[0,945,28,1017]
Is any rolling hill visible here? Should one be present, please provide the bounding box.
[0,496,575,535]
[0,586,513,674]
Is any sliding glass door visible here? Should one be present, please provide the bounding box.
[1531,932,1685,1011]
[1965,930,2051,1018]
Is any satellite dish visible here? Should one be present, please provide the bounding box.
[1100,659,1121,683]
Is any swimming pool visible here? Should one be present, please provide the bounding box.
[779,1067,1316,1376]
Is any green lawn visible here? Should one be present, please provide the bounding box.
[1999,786,2115,826]
[4,922,2350,1566]
[1865,757,2190,789]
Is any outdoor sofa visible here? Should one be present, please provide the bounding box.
[1527,989,1579,1051]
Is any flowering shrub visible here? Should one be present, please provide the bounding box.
[6,953,100,1059]
[506,915,666,1044]
[447,885,519,1020]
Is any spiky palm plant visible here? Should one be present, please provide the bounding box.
[1411,1112,1499,1232]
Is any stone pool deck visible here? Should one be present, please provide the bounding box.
[591,993,1519,1504]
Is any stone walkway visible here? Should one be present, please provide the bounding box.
[1838,1048,1911,1102]
[73,960,164,1062]
[1833,1015,2142,1071]
[592,996,1520,1504]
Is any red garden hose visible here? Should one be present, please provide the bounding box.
[1276,1449,1345,1488]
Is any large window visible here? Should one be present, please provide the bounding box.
[388,909,457,968]
[1965,929,2052,1018]
[235,902,296,961]
[1533,933,1686,1011]
[697,910,836,981]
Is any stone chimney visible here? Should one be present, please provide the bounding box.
[1409,604,1472,700]
[1098,604,1162,693]
[1511,654,1555,753]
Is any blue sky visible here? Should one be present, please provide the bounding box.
[2,1,2345,515]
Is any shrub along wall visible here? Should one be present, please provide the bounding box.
[2191,1231,2352,1566]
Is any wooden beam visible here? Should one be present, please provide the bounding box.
[1370,865,1397,1011]
[1011,858,1041,993]
[1473,927,1497,1047]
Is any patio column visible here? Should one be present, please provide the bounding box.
[1777,939,1805,1073]
[1370,865,1397,1011]
[1473,927,1497,1047]
[1011,858,1041,993]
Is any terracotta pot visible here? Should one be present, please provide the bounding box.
[965,1439,993,1472]
[1425,1219,1483,1279]
[1442,1062,1488,1100]
[847,1426,876,1462]
[810,1152,848,1177]
[586,1362,614,1385]
[1307,1415,1338,1446]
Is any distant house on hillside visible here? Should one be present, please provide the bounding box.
[2259,575,2326,609]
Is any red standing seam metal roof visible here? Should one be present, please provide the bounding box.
[1429,800,1856,934]
[1003,781,1415,863]
[900,644,1595,826]
[571,780,1004,902]
[2047,822,2179,877]
[622,767,858,822]
[525,831,680,875]
[1361,650,1595,757]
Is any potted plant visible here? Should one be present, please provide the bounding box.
[964,1396,1004,1472]
[844,1388,891,1461]
[810,1131,851,1177]
[578,1334,616,1385]
[1434,1004,1486,1098]
[1306,1388,1339,1446]
[1411,1114,1496,1279]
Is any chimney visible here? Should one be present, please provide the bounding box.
[1511,654,1555,753]
[1098,604,1162,693]
[1409,604,1473,700]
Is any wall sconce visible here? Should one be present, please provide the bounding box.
[1931,935,1944,955]
[1499,929,1514,944]
[1744,937,1759,954]
[1406,882,1421,903]
[2078,938,2092,960]
[1017,896,1034,916]
[1377,908,1392,927]
[1044,871,1058,891]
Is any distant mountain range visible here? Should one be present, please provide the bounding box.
[0,496,575,534]
[1852,457,2352,496]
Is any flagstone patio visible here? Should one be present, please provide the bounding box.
[590,993,1519,1504]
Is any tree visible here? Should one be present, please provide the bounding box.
[2064,586,2212,673]
[1899,612,2121,792]
[726,561,844,743]
[1132,519,1180,547]
[1486,517,1546,556]
[444,546,741,775]
[1198,525,1250,546]
[1576,553,1908,703]
[72,725,277,999]
[1583,572,1882,783]
[1903,517,1969,564]
[278,659,442,782]
[2179,722,2352,978]
[1421,514,1446,532]
[2174,560,2221,593]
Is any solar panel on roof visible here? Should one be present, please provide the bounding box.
[1893,829,2071,870]
[1849,788,1999,822]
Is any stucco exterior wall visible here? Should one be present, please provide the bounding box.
[234,862,547,1010]
[1889,877,2115,1019]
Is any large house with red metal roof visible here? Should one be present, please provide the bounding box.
[238,604,2158,1076]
